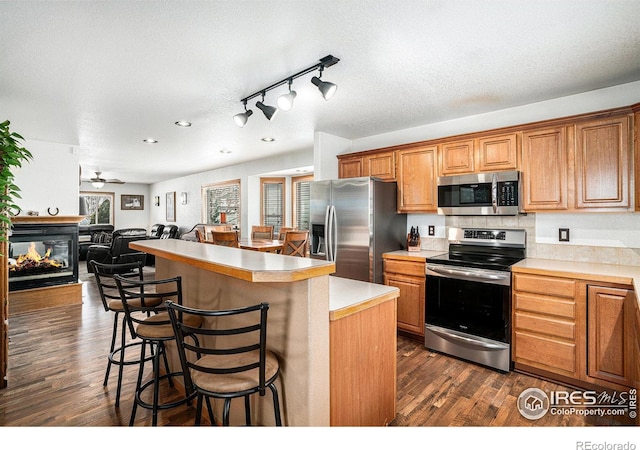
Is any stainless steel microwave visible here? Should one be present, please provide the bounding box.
[437,171,522,216]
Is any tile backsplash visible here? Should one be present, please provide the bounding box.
[409,212,640,266]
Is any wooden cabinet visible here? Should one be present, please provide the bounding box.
[586,285,634,387]
[521,126,569,211]
[440,133,518,176]
[512,273,581,379]
[395,145,437,212]
[383,258,425,337]
[338,151,395,180]
[338,156,363,179]
[575,116,630,209]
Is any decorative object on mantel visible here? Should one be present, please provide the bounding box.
[166,192,176,222]
[407,226,421,252]
[27,210,39,216]
[47,207,59,216]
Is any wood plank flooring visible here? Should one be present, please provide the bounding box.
[0,264,635,428]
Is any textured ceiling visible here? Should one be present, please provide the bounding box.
[2,0,640,184]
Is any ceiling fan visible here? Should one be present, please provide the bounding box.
[82,170,125,188]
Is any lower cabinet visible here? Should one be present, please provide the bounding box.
[383,257,425,337]
[513,271,636,391]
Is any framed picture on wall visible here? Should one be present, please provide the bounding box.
[166,192,176,222]
[121,194,144,210]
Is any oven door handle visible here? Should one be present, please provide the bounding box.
[426,264,510,283]
[425,325,508,351]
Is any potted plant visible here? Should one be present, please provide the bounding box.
[0,120,33,244]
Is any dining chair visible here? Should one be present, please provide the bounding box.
[210,230,239,248]
[277,227,296,241]
[166,301,282,426]
[281,230,309,257]
[251,225,274,240]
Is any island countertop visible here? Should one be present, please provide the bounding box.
[130,238,335,282]
[329,276,399,321]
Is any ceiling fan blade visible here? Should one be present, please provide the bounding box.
[104,179,125,184]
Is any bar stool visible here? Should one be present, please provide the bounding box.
[167,301,282,426]
[91,260,153,408]
[114,274,202,426]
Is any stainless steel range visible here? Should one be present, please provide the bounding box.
[424,227,526,372]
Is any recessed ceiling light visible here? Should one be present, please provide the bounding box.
[261,137,275,142]
[175,121,192,127]
[219,148,232,154]
[143,138,158,144]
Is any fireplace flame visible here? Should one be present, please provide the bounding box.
[9,242,63,271]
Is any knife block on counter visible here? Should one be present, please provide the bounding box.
[407,234,421,252]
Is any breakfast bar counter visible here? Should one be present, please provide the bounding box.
[130,239,399,426]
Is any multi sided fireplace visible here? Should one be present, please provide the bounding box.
[9,222,79,291]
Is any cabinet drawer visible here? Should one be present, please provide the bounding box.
[513,292,575,319]
[514,331,577,375]
[514,311,575,340]
[383,259,425,277]
[513,274,576,298]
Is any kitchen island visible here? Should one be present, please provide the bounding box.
[130,238,399,426]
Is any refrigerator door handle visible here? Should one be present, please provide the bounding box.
[324,205,332,261]
[330,204,337,262]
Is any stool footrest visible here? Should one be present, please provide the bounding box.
[108,341,155,366]
[134,371,196,412]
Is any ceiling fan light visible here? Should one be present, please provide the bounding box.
[256,101,278,120]
[311,76,337,100]
[233,109,253,127]
[92,181,104,189]
[277,90,297,111]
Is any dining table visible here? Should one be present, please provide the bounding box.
[238,237,284,253]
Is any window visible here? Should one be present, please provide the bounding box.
[203,180,240,228]
[292,174,312,231]
[260,177,285,236]
[79,191,114,225]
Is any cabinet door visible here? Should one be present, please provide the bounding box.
[521,127,568,211]
[338,157,363,179]
[364,151,395,181]
[440,139,474,175]
[396,145,437,212]
[575,117,630,209]
[384,271,425,336]
[477,133,519,172]
[587,285,633,387]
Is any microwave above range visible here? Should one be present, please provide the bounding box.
[437,170,522,216]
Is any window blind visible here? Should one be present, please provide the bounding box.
[262,181,283,235]
[294,180,311,231]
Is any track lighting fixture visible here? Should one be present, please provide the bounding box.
[234,54,339,126]
[277,78,297,111]
[233,100,253,128]
[256,92,278,120]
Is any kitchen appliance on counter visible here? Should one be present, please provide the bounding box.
[425,227,526,372]
[310,177,407,284]
[437,170,522,216]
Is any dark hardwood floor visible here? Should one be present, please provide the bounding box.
[0,264,635,430]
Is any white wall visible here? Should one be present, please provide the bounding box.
[313,131,351,181]
[79,181,150,230]
[13,139,79,216]
[149,149,313,237]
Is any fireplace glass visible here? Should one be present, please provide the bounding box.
[8,223,79,291]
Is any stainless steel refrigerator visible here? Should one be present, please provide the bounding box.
[309,177,407,284]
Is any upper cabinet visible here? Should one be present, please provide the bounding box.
[337,151,395,181]
[574,116,630,210]
[396,145,437,212]
[521,126,569,211]
[440,133,519,176]
[336,105,636,214]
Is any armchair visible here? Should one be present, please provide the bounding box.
[148,223,165,239]
[78,224,115,261]
[86,228,148,273]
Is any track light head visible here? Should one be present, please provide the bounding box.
[277,79,297,111]
[256,93,278,120]
[311,75,337,100]
[234,102,253,127]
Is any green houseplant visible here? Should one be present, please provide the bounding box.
[0,120,33,244]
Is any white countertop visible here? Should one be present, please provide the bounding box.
[329,276,399,321]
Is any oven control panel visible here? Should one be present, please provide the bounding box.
[463,229,506,240]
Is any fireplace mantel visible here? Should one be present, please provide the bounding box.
[11,215,86,225]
